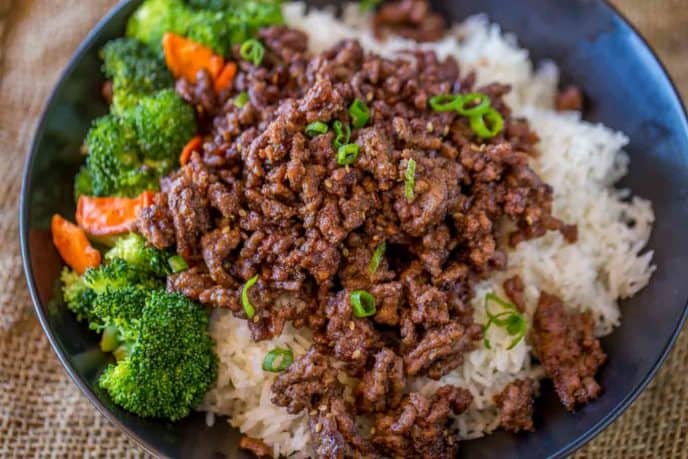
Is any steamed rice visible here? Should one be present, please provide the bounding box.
[201,3,655,456]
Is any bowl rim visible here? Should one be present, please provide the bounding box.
[19,1,688,458]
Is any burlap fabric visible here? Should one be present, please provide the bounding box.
[0,0,685,457]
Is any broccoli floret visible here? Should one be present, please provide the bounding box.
[101,38,173,113]
[84,115,159,198]
[83,258,162,295]
[98,290,217,420]
[186,10,235,56]
[105,233,172,278]
[91,286,149,342]
[74,166,94,200]
[61,268,97,323]
[127,89,196,164]
[126,0,193,52]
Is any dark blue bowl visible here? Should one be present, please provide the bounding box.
[20,1,688,457]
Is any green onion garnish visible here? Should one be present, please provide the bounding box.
[333,121,352,148]
[241,275,259,319]
[234,91,249,108]
[333,120,351,149]
[262,348,294,372]
[404,158,416,202]
[351,290,376,318]
[470,108,504,139]
[337,143,360,166]
[305,121,329,137]
[429,94,463,112]
[368,241,386,274]
[100,325,120,353]
[349,99,371,129]
[240,39,265,66]
[168,255,188,273]
[483,293,527,350]
[455,92,491,116]
[359,0,382,12]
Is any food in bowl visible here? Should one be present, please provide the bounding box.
[49,0,655,457]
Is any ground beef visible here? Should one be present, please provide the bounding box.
[531,293,607,411]
[555,85,584,112]
[503,275,527,312]
[271,348,342,414]
[374,0,446,43]
[239,436,272,458]
[134,19,579,456]
[372,386,472,458]
[494,379,537,432]
[357,348,405,413]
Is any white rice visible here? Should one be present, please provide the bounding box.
[201,3,656,456]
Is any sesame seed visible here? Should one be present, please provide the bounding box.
[315,423,323,433]
[366,92,374,102]
[352,349,362,359]
[319,405,327,411]
[309,410,317,416]
[348,321,356,331]
[238,209,247,217]
[324,179,333,188]
[427,122,434,133]
[443,125,450,136]
[370,427,376,434]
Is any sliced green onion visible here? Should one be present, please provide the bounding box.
[404,158,416,202]
[241,275,259,319]
[168,255,188,273]
[100,326,120,353]
[240,39,265,66]
[349,99,371,129]
[234,91,249,108]
[368,241,386,274]
[305,121,329,137]
[470,108,504,139]
[262,348,294,372]
[359,0,382,12]
[337,143,360,166]
[333,120,351,149]
[483,293,527,350]
[429,94,463,112]
[455,92,491,116]
[350,290,376,318]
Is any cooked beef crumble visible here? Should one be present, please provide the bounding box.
[494,379,537,433]
[531,293,607,411]
[135,14,588,456]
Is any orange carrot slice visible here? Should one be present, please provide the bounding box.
[163,33,224,84]
[76,192,150,237]
[180,136,203,166]
[51,214,101,274]
[214,62,237,94]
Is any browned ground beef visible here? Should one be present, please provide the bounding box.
[374,0,446,42]
[136,13,585,456]
[531,293,607,411]
[239,436,272,458]
[494,379,537,432]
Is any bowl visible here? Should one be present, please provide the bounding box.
[20,0,688,457]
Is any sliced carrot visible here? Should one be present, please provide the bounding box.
[180,136,203,166]
[163,33,224,84]
[214,62,237,94]
[76,192,150,237]
[51,214,101,274]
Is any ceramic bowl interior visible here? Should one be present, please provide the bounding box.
[21,1,688,457]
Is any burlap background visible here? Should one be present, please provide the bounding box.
[0,0,685,457]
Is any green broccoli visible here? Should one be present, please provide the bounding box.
[83,258,163,295]
[98,290,217,420]
[61,268,97,323]
[126,0,193,52]
[186,10,235,56]
[74,166,94,200]
[127,89,196,163]
[105,233,172,278]
[101,38,174,113]
[84,115,159,198]
[91,286,149,341]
